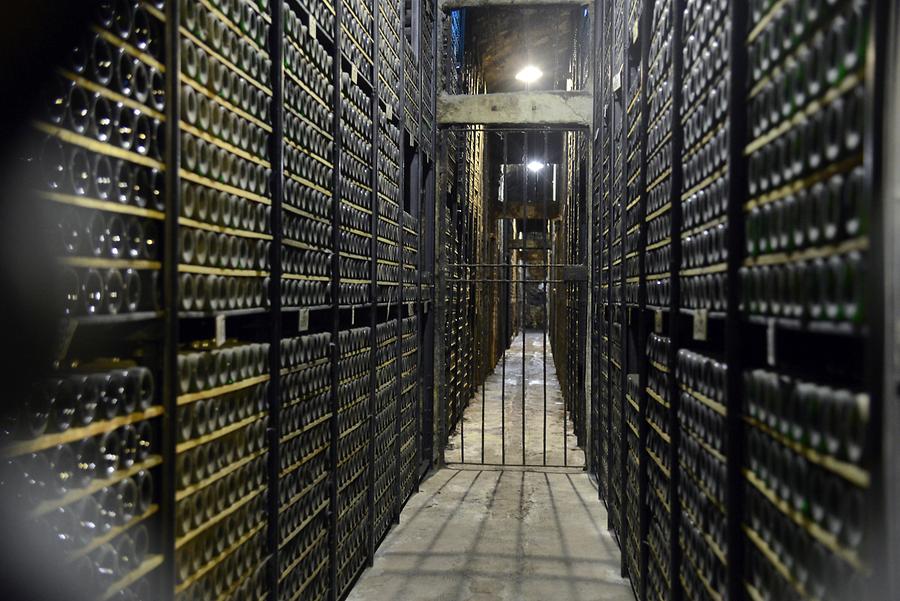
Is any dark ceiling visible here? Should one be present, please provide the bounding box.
[464,7,580,93]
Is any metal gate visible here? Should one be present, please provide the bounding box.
[438,127,589,468]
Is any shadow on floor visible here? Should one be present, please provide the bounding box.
[347,468,634,601]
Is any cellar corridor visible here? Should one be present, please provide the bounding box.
[348,467,634,601]
[3,0,900,599]
[351,331,619,601]
[445,330,583,467]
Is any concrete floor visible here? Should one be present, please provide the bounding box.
[347,467,634,601]
[348,332,633,601]
[445,330,583,467]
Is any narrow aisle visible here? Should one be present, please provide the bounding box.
[446,330,583,467]
[348,468,635,601]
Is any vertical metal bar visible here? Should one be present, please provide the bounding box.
[481,271,487,466]
[636,0,651,593]
[423,0,439,480]
[367,0,381,565]
[472,210,477,461]
[436,132,448,469]
[475,159,488,463]
[578,130,588,451]
[501,132,508,466]
[585,8,595,471]
[563,131,570,469]
[416,160,427,481]
[605,0,613,512]
[588,0,599,478]
[542,132,549,467]
[416,0,436,478]
[521,131,528,465]
[669,0,685,595]
[267,1,284,597]
[161,0,180,598]
[328,0,344,596]
[468,140,474,444]
[879,5,900,600]
[455,143,464,464]
[394,215,402,517]
[394,165,402,516]
[396,150,415,519]
[723,0,745,598]
[471,147,477,433]
[857,5,890,601]
[394,159,404,518]
[618,58,626,543]
[397,0,410,516]
[423,174,434,468]
[482,137,489,464]
[563,137,568,469]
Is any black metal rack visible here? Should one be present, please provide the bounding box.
[590,0,894,600]
[3,0,438,600]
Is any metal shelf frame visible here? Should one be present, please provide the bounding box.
[12,0,437,599]
[589,1,895,600]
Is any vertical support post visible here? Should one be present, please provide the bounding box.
[435,130,448,468]
[542,132,549,467]
[161,1,181,598]
[395,166,404,517]
[636,0,650,593]
[618,85,627,520]
[603,0,614,518]
[724,0,746,599]
[425,0,440,479]
[482,135,488,464]
[367,0,381,565]
[396,148,415,519]
[453,154,464,462]
[416,167,424,474]
[267,0,285,597]
[395,125,405,523]
[584,4,594,474]
[563,134,570,469]
[576,131,586,449]
[596,0,611,510]
[578,129,588,456]
[328,1,344,598]
[880,4,900,600]
[866,1,891,599]
[397,0,412,513]
[415,155,441,482]
[422,0,436,480]
[521,130,528,466]
[501,133,509,466]
[668,0,685,596]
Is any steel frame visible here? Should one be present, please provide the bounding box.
[157,0,435,598]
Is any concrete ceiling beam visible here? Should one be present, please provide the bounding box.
[440,0,589,10]
[437,91,592,128]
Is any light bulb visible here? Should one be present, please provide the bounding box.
[515,65,542,83]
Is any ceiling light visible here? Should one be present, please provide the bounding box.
[527,160,545,172]
[515,65,542,83]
